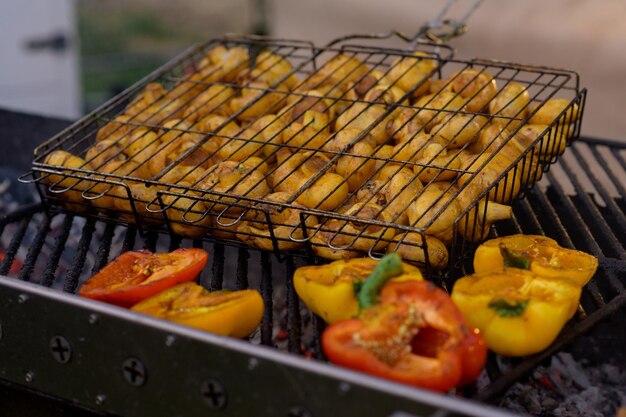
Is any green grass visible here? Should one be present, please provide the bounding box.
[78,5,203,111]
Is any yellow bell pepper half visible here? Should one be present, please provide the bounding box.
[131,282,264,338]
[451,268,581,356]
[473,234,598,287]
[294,258,423,324]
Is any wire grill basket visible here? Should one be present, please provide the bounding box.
[25,34,586,275]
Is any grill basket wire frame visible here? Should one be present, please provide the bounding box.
[1,137,626,416]
[23,34,586,276]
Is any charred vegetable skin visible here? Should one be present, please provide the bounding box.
[131,282,263,338]
[451,268,581,356]
[473,234,598,286]
[293,257,422,324]
[79,248,209,307]
[322,254,487,392]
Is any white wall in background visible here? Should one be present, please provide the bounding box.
[0,0,80,119]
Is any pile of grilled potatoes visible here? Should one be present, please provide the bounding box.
[42,45,580,269]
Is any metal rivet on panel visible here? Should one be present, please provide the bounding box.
[122,357,147,387]
[95,394,106,406]
[247,357,259,371]
[50,335,72,364]
[338,382,351,394]
[88,313,99,325]
[200,379,228,411]
[287,405,313,417]
[165,335,176,347]
[17,294,28,303]
[24,372,34,383]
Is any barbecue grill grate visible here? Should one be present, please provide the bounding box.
[22,35,586,274]
[2,138,625,416]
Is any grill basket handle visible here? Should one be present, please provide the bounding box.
[326,0,483,47]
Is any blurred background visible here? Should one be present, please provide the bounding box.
[0,0,624,141]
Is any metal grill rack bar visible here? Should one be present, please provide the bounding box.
[2,137,625,416]
[22,35,585,274]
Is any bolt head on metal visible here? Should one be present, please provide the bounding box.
[122,357,147,387]
[95,394,106,406]
[50,335,72,364]
[17,294,28,303]
[338,382,351,394]
[247,357,259,370]
[165,335,176,347]
[88,313,99,325]
[200,379,228,410]
[287,405,313,417]
[24,372,34,383]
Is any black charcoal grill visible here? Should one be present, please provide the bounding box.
[1,136,625,417]
[1,3,625,416]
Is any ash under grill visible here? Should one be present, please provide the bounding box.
[2,137,625,416]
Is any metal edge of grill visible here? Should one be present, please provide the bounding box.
[19,34,586,276]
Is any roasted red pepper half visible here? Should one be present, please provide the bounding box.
[322,255,487,392]
[79,248,209,307]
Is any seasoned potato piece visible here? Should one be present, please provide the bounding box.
[163,182,213,238]
[42,150,93,213]
[272,151,348,211]
[358,165,422,225]
[125,83,185,125]
[250,51,298,90]
[336,142,376,191]
[248,114,287,160]
[391,132,431,162]
[236,192,317,251]
[112,182,165,226]
[455,184,512,242]
[229,79,288,120]
[384,51,437,99]
[96,115,134,144]
[339,202,395,252]
[310,220,361,260]
[388,232,449,270]
[182,85,236,122]
[302,54,369,92]
[85,139,126,170]
[430,113,487,149]
[297,172,349,211]
[160,165,207,186]
[199,160,269,213]
[335,103,392,146]
[449,68,497,112]
[407,189,461,235]
[352,69,385,97]
[414,91,466,129]
[208,46,249,82]
[412,138,461,183]
[386,108,425,145]
[283,110,331,149]
[529,98,579,126]
[516,123,570,161]
[323,128,377,153]
[489,82,530,130]
[219,126,265,162]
